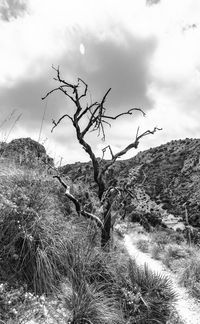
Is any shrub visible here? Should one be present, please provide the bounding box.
[150,243,163,260]
[136,239,149,253]
[151,230,171,246]
[161,244,189,269]
[168,231,185,244]
[0,281,71,323]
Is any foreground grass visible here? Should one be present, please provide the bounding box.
[0,165,177,323]
[136,227,200,300]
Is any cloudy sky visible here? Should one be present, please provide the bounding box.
[0,0,200,164]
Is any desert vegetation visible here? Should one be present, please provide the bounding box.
[0,162,178,323]
[1,70,200,323]
[0,70,181,323]
[135,227,200,300]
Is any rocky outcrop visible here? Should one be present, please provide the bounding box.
[0,138,53,168]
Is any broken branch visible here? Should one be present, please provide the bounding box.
[53,175,104,229]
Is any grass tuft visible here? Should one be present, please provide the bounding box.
[136,239,149,253]
[122,259,176,323]
[178,255,200,298]
[65,282,124,324]
[161,244,190,269]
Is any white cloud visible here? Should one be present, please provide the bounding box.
[1,0,200,162]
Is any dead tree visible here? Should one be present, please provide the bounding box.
[42,66,160,249]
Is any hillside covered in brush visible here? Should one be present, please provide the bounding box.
[0,137,178,323]
[1,137,200,228]
[60,137,200,228]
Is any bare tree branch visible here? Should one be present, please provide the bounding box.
[101,126,161,174]
[78,78,88,100]
[102,145,114,160]
[41,85,76,103]
[52,65,76,90]
[53,175,104,229]
[51,114,73,133]
[103,108,145,120]
[78,102,98,121]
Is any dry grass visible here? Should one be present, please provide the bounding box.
[148,225,200,300]
[178,254,200,299]
[0,165,178,323]
[64,282,124,324]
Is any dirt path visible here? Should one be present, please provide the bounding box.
[124,233,200,324]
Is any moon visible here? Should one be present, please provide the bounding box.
[80,43,85,55]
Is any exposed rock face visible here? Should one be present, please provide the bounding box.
[60,138,200,228]
[0,138,53,168]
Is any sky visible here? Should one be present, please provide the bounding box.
[0,0,200,164]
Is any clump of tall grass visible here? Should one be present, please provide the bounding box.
[60,240,176,323]
[65,281,124,324]
[0,165,177,323]
[178,254,200,298]
[0,166,75,294]
[123,259,176,323]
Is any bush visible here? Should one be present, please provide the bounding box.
[136,239,149,253]
[151,230,171,246]
[161,244,189,269]
[0,281,73,323]
[150,243,163,260]
[167,231,185,245]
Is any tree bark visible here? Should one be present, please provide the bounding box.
[101,201,112,250]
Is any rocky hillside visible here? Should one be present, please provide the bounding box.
[0,137,53,168]
[122,138,200,227]
[1,137,200,228]
[60,138,200,228]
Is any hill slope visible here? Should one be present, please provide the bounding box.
[61,138,200,228]
[1,136,200,227]
[121,138,200,227]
